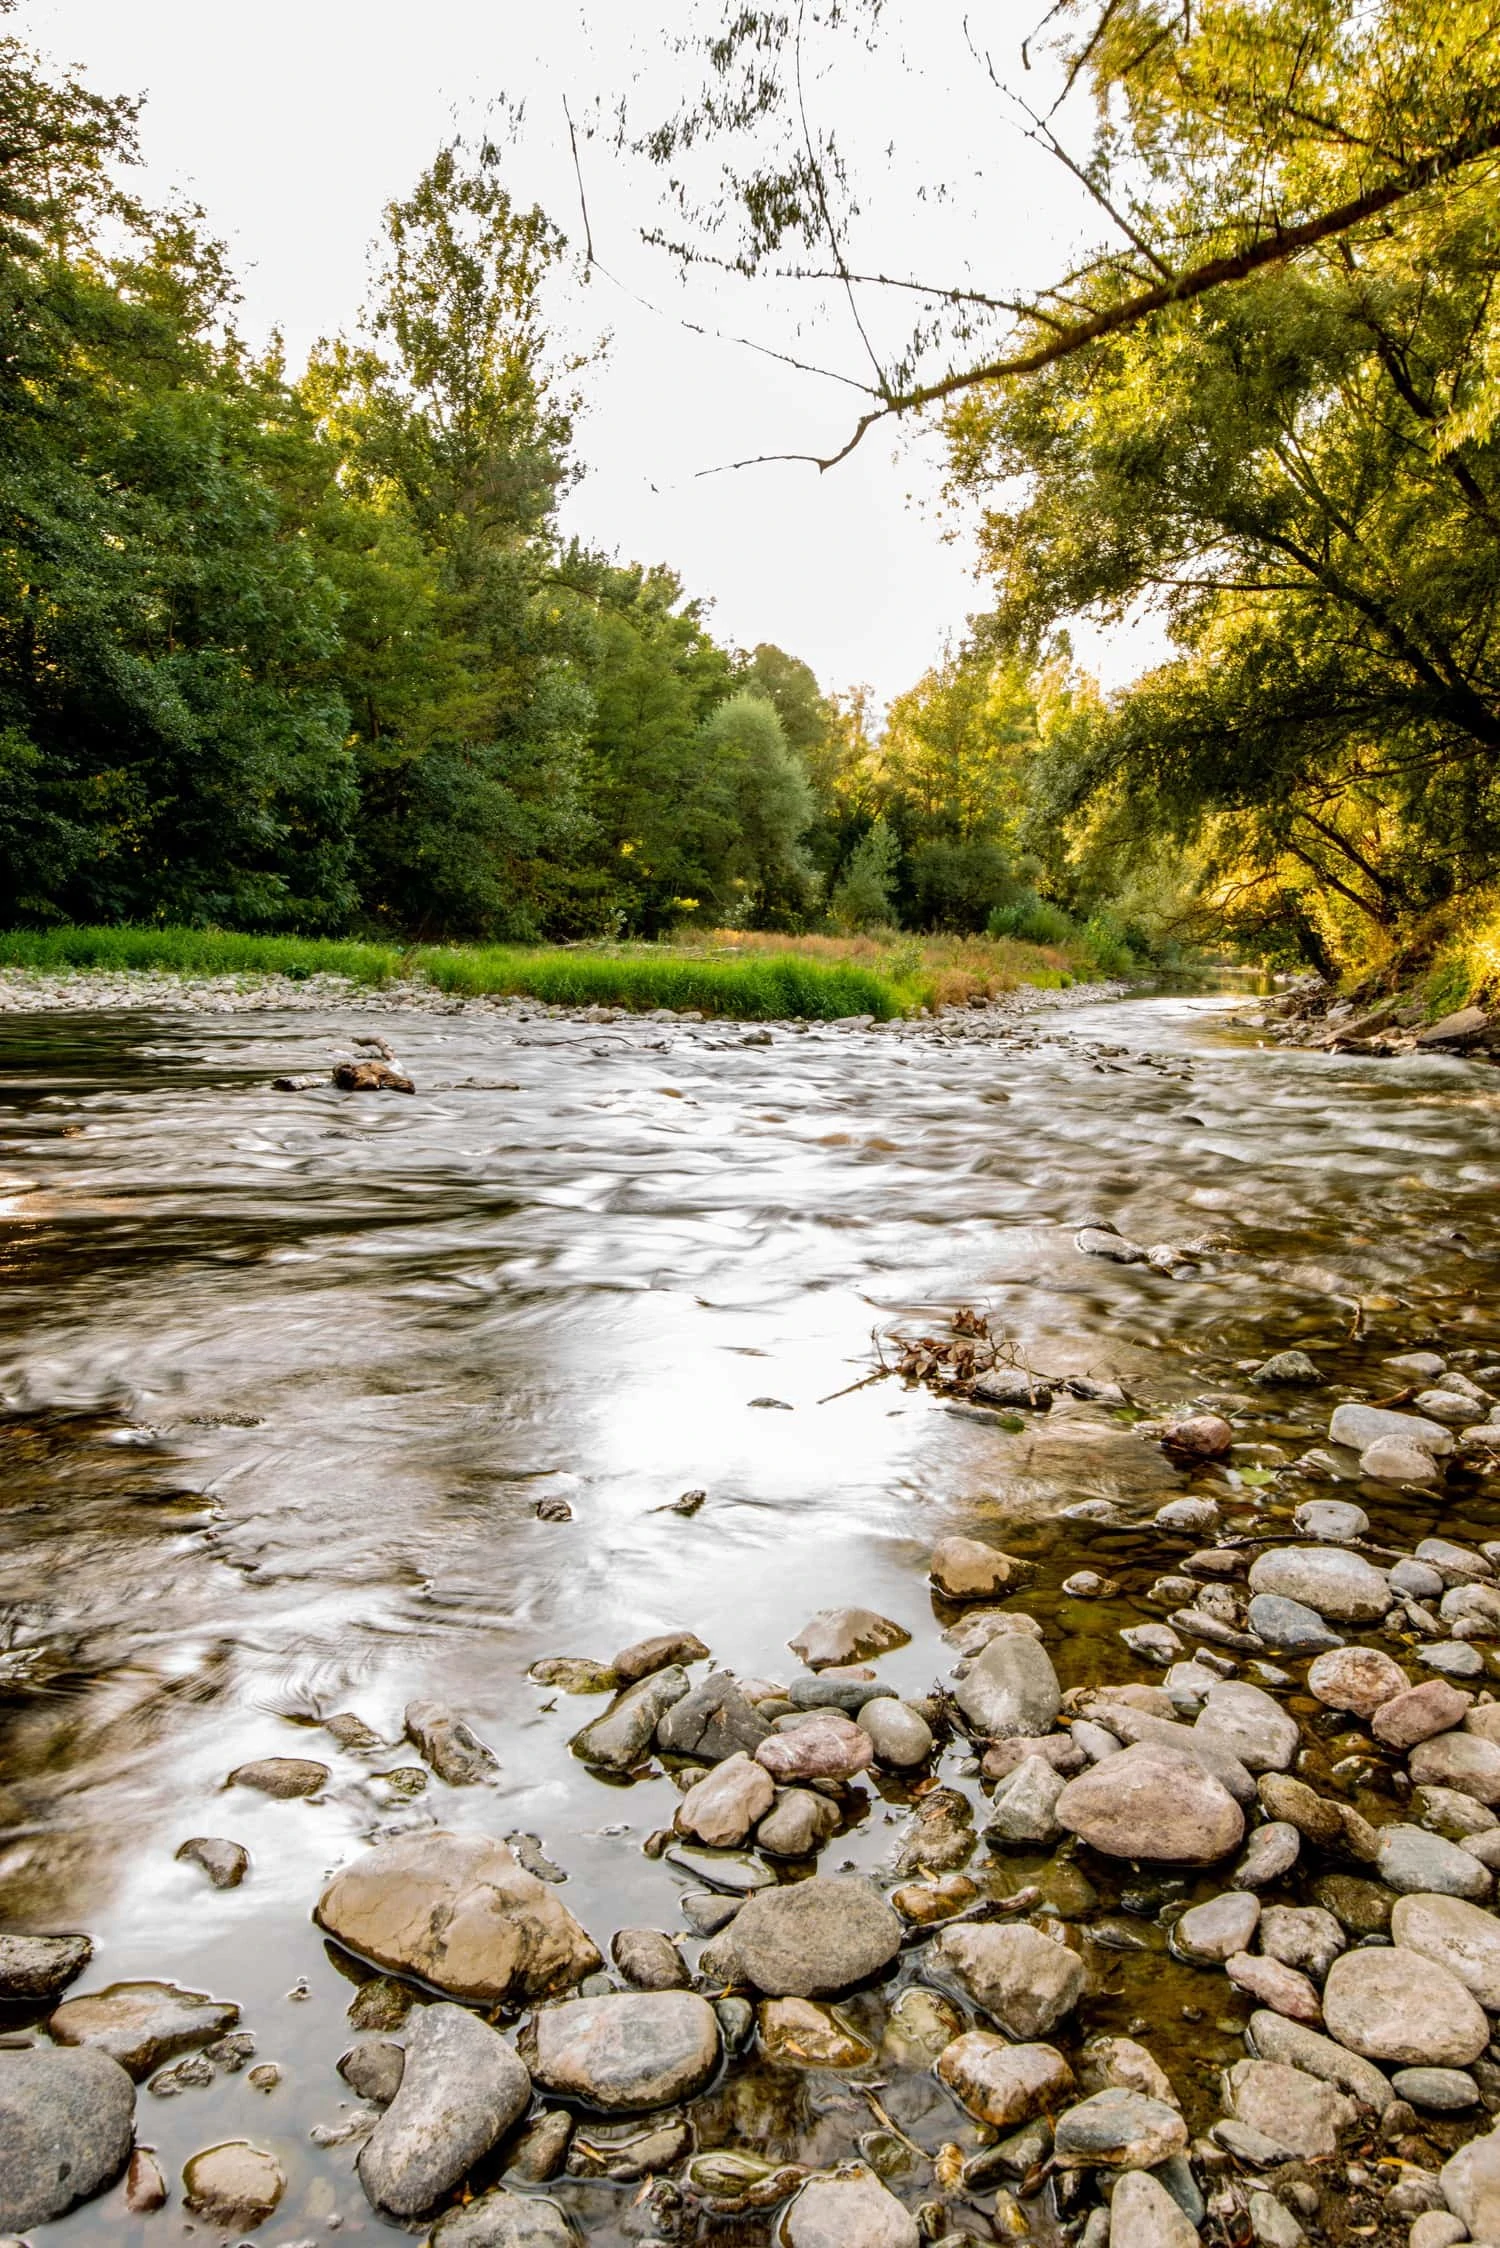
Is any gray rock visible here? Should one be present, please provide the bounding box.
[1419,1536,1493,1580]
[779,2160,919,2247]
[1077,1225,1146,1262]
[984,1753,1066,1845]
[1155,1496,1221,1533]
[756,1709,873,1782]
[1328,1403,1454,1457]
[1410,1730,1500,1804]
[1322,1945,1487,2065]
[521,1991,719,2110]
[1359,1435,1444,1482]
[953,1633,1061,1739]
[856,1699,933,1768]
[728,1877,901,1996]
[611,1929,689,1991]
[1245,2010,1393,2112]
[1223,2058,1354,2158]
[1391,2068,1478,2111]
[430,2190,578,2246]
[1247,2189,1307,2247]
[1391,1558,1447,1600]
[175,1836,249,1889]
[1056,1742,1245,1863]
[1052,2087,1188,2168]
[1081,1703,1257,1804]
[1391,1891,1500,2007]
[931,1923,1086,2039]
[1375,1825,1491,1899]
[0,2046,136,2229]
[787,1608,909,1670]
[1440,2121,1500,2238]
[1259,1905,1345,1981]
[656,1673,771,1761]
[1173,1889,1260,1961]
[1414,1781,1496,1840]
[788,1676,893,1713]
[1409,2215,1468,2248]
[315,1831,602,2003]
[1233,1820,1301,1889]
[1108,2169,1201,2248]
[0,1933,92,2001]
[1247,1547,1392,1622]
[666,1842,775,1894]
[357,2001,530,2217]
[571,1667,690,1771]
[1196,1680,1299,1772]
[339,2038,406,2105]
[1421,1641,1485,1679]
[1252,1351,1325,1388]
[47,1980,239,2077]
[404,1701,500,1784]
[1293,1498,1367,1540]
[1246,1593,1344,1652]
[756,1789,839,1857]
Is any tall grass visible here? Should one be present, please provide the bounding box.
[0,925,405,982]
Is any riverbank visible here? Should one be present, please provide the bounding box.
[1250,975,1500,1061]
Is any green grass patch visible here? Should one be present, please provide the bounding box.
[0,925,403,984]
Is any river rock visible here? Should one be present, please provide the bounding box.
[404,1702,499,1785]
[1156,1495,1220,1533]
[1329,1403,1454,1457]
[985,1753,1066,1844]
[1393,2067,1479,2111]
[340,2037,406,2104]
[983,1732,1087,1779]
[315,1831,602,2003]
[779,2160,918,2248]
[48,1980,239,2077]
[530,1656,616,1695]
[1322,1945,1487,2064]
[1423,1640,1485,1678]
[1257,1773,1343,1846]
[1306,1646,1408,1718]
[1392,1556,1448,1600]
[175,1835,250,1889]
[1259,1905,1345,1980]
[1223,2059,1353,2158]
[430,2189,578,2245]
[1173,1889,1260,1961]
[1373,1678,1471,1747]
[788,1675,892,1713]
[1441,2122,1500,2238]
[611,1929,689,1991]
[787,1608,908,1670]
[1374,1824,1491,1898]
[1056,1742,1245,1862]
[1415,1781,1496,1840]
[1411,1730,1500,1804]
[1246,1593,1343,1652]
[756,1788,840,1857]
[657,1672,771,1761]
[227,1754,328,1797]
[931,1923,1086,2039]
[676,1752,774,1845]
[0,2046,136,2229]
[521,1992,719,2111]
[1079,2035,1178,2108]
[572,1666,689,1771]
[1196,1680,1299,1772]
[728,1877,901,1995]
[613,1630,710,1683]
[1293,1498,1368,1540]
[1361,1435,1442,1481]
[1109,2168,1201,2248]
[936,2033,1074,2127]
[0,1933,92,2001]
[953,1633,1061,1738]
[856,1698,933,1767]
[1246,2011,1393,2111]
[1253,1350,1325,1387]
[1248,1546,1392,1621]
[1052,2087,1188,2168]
[1391,1892,1500,2006]
[1162,1412,1233,1458]
[1233,1820,1301,1889]
[757,1996,873,2069]
[945,1607,1045,1654]
[356,2002,529,2216]
[1226,1951,1322,2022]
[757,1710,874,1783]
[929,1536,1026,1600]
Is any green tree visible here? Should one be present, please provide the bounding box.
[830,816,899,930]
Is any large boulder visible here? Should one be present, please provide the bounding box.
[358,2002,530,2218]
[1391,1893,1500,2009]
[1056,1743,1244,1863]
[726,1877,901,1996]
[1246,1547,1392,1622]
[953,1633,1061,1739]
[1322,1946,1488,2066]
[930,1923,1086,2040]
[315,1832,601,2004]
[521,1991,719,2111]
[0,2046,136,2229]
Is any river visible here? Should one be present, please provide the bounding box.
[2,990,1499,2242]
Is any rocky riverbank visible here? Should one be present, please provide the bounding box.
[1249,977,1500,1061]
[8,1327,1500,2246]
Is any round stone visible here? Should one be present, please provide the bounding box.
[1055,1742,1244,1863]
[1391,1892,1500,2008]
[1410,1731,1500,1805]
[1247,1547,1392,1622]
[1293,1499,1368,1540]
[182,2141,285,2228]
[1172,1890,1260,1962]
[929,1537,1025,1601]
[935,2033,1074,2128]
[227,1756,329,1797]
[1307,1646,1409,1717]
[429,2190,577,2245]
[1391,2067,1479,2112]
[726,1878,902,1996]
[1246,1593,1343,1652]
[856,1699,934,1768]
[0,2046,136,2230]
[952,1633,1062,1739]
[779,2160,919,2247]
[1321,1945,1488,2065]
[521,1992,719,2111]
[1375,1824,1491,1899]
[1052,2087,1188,2169]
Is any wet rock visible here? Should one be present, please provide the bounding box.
[1415,1780,1496,1840]
[982,1732,1088,1779]
[932,1923,1087,2039]
[1422,1640,1485,1678]
[1233,1820,1302,1889]
[1156,1496,1220,1533]
[1174,1889,1260,1961]
[657,1672,771,1761]
[0,1932,92,2000]
[1374,1679,1472,1747]
[182,2139,285,2226]
[937,2033,1074,2127]
[567,2112,691,2180]
[508,2109,575,2183]
[1246,1593,1344,1653]
[1312,1872,1394,1935]
[728,1876,901,1995]
[1077,1224,1145,1262]
[339,2037,405,2105]
[1053,2087,1188,2168]
[1259,1905,1345,1980]
[788,1675,892,1713]
[227,1754,328,1797]
[1328,1403,1454,1457]
[1122,1622,1181,1663]
[953,1633,1061,1739]
[1224,2059,1353,2158]
[334,1058,413,1092]
[613,1630,710,1683]
[857,1698,933,1767]
[1361,1435,1443,1481]
[1441,2123,1500,2238]
[1409,2216,1469,2248]
[358,2002,531,2217]
[1109,2168,1201,2248]
[1410,1730,1500,1804]
[611,1929,689,1991]
[896,1786,976,1873]
[1294,1499,1368,1542]
[1391,1557,1447,1601]
[1226,1951,1322,2022]
[1064,1570,1117,1597]
[530,1656,617,1694]
[1253,1351,1325,1388]
[0,2046,136,2229]
[757,1996,874,2069]
[349,1974,416,2031]
[666,1841,775,1895]
[1391,1892,1500,2007]
[1305,1646,1407,1719]
[929,1537,1027,1600]
[788,1608,909,1670]
[1162,1412,1234,1459]
[676,1752,775,1846]
[973,1365,1053,1409]
[945,1607,1045,1654]
[1056,1742,1245,1862]
[1248,1547,1392,1622]
[48,1980,238,2077]
[985,1753,1067,1844]
[521,1991,719,2110]
[124,2146,167,2212]
[404,1701,499,1785]
[1323,1944,1488,2065]
[1257,1773,1344,1846]
[1197,1680,1299,1772]
[780,2160,919,2248]
[757,1788,840,1857]
[1246,2010,1394,2111]
[1393,2068,1478,2112]
[571,1666,689,1771]
[882,1986,963,2069]
[430,2189,578,2245]
[316,1831,602,2003]
[756,1709,873,1783]
[1375,1825,1491,1898]
[1080,2035,1178,2108]
[891,1873,980,1923]
[1442,1580,1500,1632]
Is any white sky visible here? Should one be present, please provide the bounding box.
[20,0,1169,709]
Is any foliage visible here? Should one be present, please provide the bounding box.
[830,815,898,928]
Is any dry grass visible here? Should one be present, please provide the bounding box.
[670,925,1089,1008]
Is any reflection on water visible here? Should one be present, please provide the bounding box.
[1,993,1499,2240]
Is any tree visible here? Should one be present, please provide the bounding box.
[830,815,898,929]
[694,690,816,924]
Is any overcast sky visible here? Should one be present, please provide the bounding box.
[21,0,1168,709]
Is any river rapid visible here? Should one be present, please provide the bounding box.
[3,989,1500,2244]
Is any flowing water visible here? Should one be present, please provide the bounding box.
[3,991,1500,2243]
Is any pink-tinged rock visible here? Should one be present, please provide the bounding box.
[936,2033,1074,2128]
[1055,1742,1244,1864]
[929,1536,1026,1601]
[675,1753,774,1847]
[756,1712,873,1784]
[1162,1414,1233,1458]
[1307,1646,1409,1718]
[1225,1951,1322,2024]
[1372,1679,1472,1749]
[1410,1731,1500,1806]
